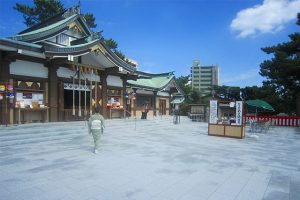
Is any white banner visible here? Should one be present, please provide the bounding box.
[209,100,218,124]
[64,83,90,91]
[235,101,243,125]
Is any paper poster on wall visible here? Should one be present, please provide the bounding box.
[235,101,243,125]
[23,93,32,99]
[37,94,43,101]
[16,93,23,101]
[32,93,39,101]
[209,100,218,124]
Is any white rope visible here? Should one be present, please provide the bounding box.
[84,74,87,116]
[72,68,75,116]
[95,70,97,107]
[78,66,81,117]
[90,69,93,115]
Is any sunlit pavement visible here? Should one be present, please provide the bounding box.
[0,116,300,200]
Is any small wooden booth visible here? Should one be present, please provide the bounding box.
[208,100,245,139]
[188,104,208,122]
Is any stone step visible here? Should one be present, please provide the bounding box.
[0,116,194,148]
[0,131,86,148]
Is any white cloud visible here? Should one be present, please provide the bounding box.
[221,69,259,85]
[231,0,300,38]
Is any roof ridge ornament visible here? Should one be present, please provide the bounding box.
[63,4,81,19]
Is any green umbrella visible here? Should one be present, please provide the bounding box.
[246,99,275,114]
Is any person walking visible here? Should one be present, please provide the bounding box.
[88,107,105,154]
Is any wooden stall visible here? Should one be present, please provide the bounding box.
[208,100,245,139]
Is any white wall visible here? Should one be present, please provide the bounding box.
[10,60,48,78]
[107,75,122,87]
[57,67,100,82]
[137,90,153,95]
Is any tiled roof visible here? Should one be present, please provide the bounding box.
[127,72,175,90]
[13,14,79,42]
[0,38,42,51]
[171,95,185,104]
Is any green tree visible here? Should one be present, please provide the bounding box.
[104,38,118,50]
[260,13,300,115]
[114,50,125,60]
[175,76,190,92]
[189,89,200,103]
[213,85,241,101]
[83,13,97,28]
[14,0,64,27]
[14,0,97,29]
[175,76,192,101]
[175,76,192,115]
[241,85,286,114]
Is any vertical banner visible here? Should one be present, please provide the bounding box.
[236,101,243,125]
[209,100,218,124]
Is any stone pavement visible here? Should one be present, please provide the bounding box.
[0,116,300,200]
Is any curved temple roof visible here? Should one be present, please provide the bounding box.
[0,6,137,73]
[13,14,87,42]
[127,71,180,92]
[171,95,185,104]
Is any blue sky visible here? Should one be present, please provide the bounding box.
[0,0,299,87]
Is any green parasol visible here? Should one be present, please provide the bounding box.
[246,99,275,114]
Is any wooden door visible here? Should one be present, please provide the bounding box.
[159,99,166,115]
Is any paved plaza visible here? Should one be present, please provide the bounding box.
[0,116,300,200]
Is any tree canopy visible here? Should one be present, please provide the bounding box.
[260,13,300,115]
[14,0,97,29]
[212,85,241,101]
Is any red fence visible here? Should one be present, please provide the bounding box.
[245,115,300,127]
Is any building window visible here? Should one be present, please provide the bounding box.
[201,66,212,69]
[201,71,212,74]
[200,84,211,87]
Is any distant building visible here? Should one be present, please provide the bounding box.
[190,59,219,96]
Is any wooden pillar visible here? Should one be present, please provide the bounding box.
[122,76,127,116]
[169,91,172,115]
[58,81,64,121]
[153,91,158,116]
[47,62,58,122]
[0,52,12,125]
[132,88,137,117]
[100,72,108,118]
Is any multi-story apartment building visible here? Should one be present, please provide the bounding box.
[190,59,219,96]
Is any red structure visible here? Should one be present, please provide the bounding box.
[245,115,300,127]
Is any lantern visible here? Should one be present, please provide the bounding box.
[0,85,5,91]
[7,92,14,99]
[7,84,13,91]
